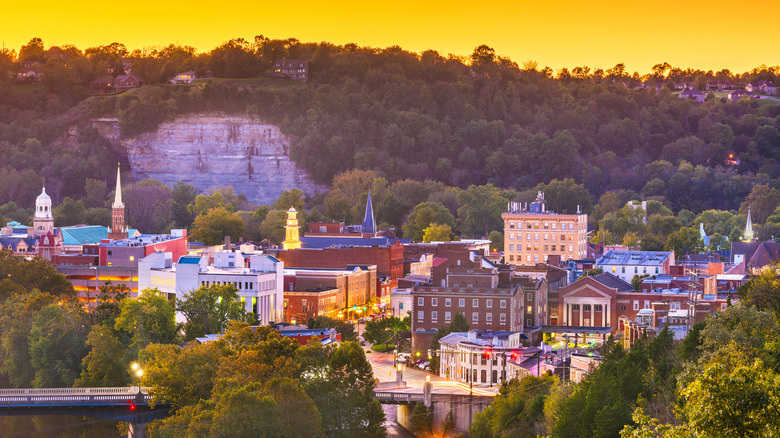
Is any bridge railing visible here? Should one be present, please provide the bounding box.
[0,387,148,396]
[373,391,424,403]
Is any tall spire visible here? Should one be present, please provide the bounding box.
[744,207,754,242]
[362,189,376,235]
[113,163,124,209]
[108,163,127,240]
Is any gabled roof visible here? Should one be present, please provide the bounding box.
[591,273,634,292]
[749,242,780,268]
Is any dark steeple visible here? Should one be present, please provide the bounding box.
[362,189,376,235]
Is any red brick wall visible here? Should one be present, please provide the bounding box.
[278,244,404,281]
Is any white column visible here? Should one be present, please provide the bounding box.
[590,304,594,327]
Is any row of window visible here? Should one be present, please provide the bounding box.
[610,266,661,274]
[508,244,575,252]
[507,233,577,241]
[507,222,578,230]
[417,297,507,308]
[418,310,507,323]
[569,304,604,312]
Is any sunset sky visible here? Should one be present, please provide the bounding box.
[3,0,777,74]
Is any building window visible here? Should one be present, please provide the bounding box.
[634,267,638,273]
[445,298,451,307]
[487,299,492,308]
[500,300,506,308]
[486,313,492,322]
[552,245,556,251]
[445,311,451,321]
[418,311,424,319]
[459,298,465,307]
[473,313,479,322]
[572,304,580,311]
[527,305,532,313]
[509,233,514,240]
[432,298,438,306]
[432,311,438,320]
[633,301,639,311]
[400,303,404,310]
[655,267,659,273]
[509,244,514,250]
[622,267,626,273]
[583,304,591,311]
[595,304,603,311]
[473,299,479,307]
[620,305,626,311]
[418,297,424,306]
[526,318,532,326]
[509,255,514,261]
[500,313,506,322]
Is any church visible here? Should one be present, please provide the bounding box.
[0,164,138,261]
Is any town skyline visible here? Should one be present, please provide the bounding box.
[3,0,779,74]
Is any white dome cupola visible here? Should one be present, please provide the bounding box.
[33,186,55,236]
[35,187,53,219]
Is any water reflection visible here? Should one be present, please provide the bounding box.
[0,415,124,437]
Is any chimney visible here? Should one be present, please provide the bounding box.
[224,235,231,249]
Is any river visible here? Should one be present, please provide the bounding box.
[0,416,124,437]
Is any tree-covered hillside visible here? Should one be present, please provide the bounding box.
[1,37,779,242]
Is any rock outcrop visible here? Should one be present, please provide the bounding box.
[100,115,326,205]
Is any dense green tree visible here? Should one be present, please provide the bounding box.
[75,325,129,387]
[190,207,246,245]
[664,226,702,256]
[403,201,455,241]
[177,284,254,341]
[457,184,516,238]
[171,181,197,228]
[115,289,177,351]
[28,301,89,387]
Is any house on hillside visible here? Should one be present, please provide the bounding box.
[16,65,43,82]
[728,89,751,101]
[89,76,115,94]
[170,71,197,84]
[680,89,706,103]
[270,59,309,82]
[115,74,143,91]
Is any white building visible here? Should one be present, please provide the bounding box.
[438,330,524,387]
[595,250,675,283]
[138,250,284,325]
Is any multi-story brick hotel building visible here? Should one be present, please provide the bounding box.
[502,192,588,265]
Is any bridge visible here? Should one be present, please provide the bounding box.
[0,387,171,438]
[373,375,494,435]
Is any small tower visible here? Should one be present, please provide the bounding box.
[108,163,128,240]
[744,207,754,242]
[33,186,54,236]
[362,189,376,235]
[282,207,302,250]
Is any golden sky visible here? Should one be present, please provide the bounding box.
[2,0,777,74]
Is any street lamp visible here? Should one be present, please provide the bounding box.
[130,362,143,392]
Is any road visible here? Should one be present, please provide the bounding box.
[366,350,497,397]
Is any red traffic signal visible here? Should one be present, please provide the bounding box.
[127,399,136,411]
[483,349,492,358]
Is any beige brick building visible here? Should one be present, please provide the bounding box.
[502,192,588,265]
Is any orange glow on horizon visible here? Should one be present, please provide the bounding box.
[2,1,778,74]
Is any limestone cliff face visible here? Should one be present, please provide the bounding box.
[107,115,326,205]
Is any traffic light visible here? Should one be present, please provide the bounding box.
[510,352,519,360]
[483,349,492,359]
[127,399,136,411]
